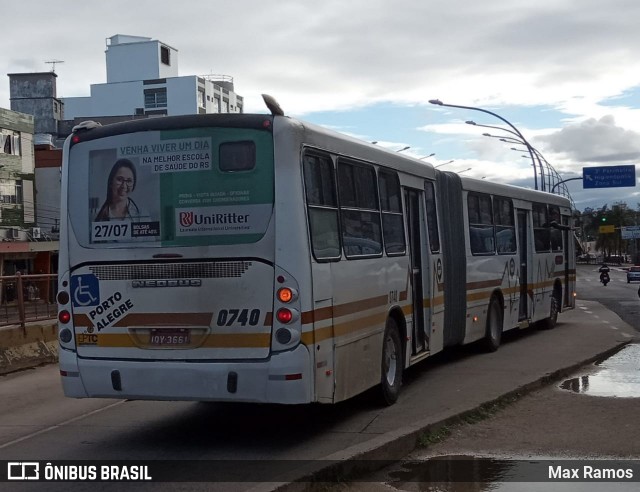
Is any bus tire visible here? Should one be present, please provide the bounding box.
[541,290,561,330]
[380,318,403,405]
[481,297,503,352]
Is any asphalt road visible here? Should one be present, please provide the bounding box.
[0,264,637,491]
[576,263,640,328]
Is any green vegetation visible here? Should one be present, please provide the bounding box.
[575,201,640,262]
[417,393,522,448]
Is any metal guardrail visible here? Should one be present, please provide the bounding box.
[0,273,57,330]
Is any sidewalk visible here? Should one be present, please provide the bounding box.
[0,321,57,375]
[250,299,638,491]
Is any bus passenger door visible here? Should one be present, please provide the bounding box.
[405,189,429,354]
[311,262,335,403]
[517,209,529,320]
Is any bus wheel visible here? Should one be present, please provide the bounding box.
[380,318,403,405]
[541,291,560,330]
[481,297,503,352]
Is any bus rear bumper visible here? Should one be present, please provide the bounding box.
[59,345,313,404]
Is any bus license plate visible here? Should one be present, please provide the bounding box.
[149,329,191,345]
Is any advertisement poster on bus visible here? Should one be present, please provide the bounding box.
[82,128,274,247]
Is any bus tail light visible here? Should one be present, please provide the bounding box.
[58,310,71,324]
[276,308,294,324]
[57,291,70,305]
[59,328,73,343]
[277,287,298,303]
[276,328,292,344]
[275,327,300,345]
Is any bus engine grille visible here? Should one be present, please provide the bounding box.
[89,261,253,280]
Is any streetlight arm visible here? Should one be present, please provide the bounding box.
[449,101,570,202]
[431,100,530,144]
[432,99,539,190]
[469,121,523,141]
[551,176,582,193]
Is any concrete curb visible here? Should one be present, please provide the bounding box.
[0,322,58,375]
[248,341,635,492]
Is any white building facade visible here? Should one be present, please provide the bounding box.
[63,34,243,119]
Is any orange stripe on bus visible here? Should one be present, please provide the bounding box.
[333,311,386,338]
[73,314,92,328]
[201,333,271,348]
[419,297,443,308]
[113,313,213,327]
[77,332,271,349]
[333,295,388,318]
[302,295,387,325]
[302,309,390,345]
[466,279,503,290]
[74,312,225,330]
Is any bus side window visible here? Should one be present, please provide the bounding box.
[533,203,551,252]
[494,197,516,254]
[549,205,563,252]
[338,160,382,258]
[468,193,495,255]
[303,152,341,260]
[378,170,406,255]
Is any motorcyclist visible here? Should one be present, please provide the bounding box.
[599,264,610,284]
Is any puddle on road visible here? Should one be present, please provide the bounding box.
[387,455,637,491]
[559,344,640,398]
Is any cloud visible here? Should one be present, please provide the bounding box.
[4,0,640,115]
[538,115,640,163]
[1,0,639,212]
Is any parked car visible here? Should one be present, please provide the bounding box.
[627,266,640,283]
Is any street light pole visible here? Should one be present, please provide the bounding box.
[478,128,546,191]
[466,121,542,191]
[509,145,546,192]
[430,99,538,190]
[483,129,574,203]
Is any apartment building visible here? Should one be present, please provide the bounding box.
[62,34,243,120]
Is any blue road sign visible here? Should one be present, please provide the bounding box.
[583,165,636,189]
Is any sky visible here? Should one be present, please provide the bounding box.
[2,0,640,212]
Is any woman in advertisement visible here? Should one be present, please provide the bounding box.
[95,159,147,221]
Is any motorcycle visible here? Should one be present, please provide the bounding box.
[600,271,610,286]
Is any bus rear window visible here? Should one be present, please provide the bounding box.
[219,141,256,172]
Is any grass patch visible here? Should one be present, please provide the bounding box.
[418,392,523,448]
[418,425,452,447]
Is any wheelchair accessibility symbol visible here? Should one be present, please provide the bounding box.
[71,274,100,307]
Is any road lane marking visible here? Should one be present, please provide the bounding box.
[0,400,126,450]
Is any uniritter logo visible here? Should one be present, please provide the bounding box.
[179,211,194,227]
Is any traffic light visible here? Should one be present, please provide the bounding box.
[601,216,607,222]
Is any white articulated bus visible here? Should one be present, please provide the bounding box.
[57,97,575,405]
